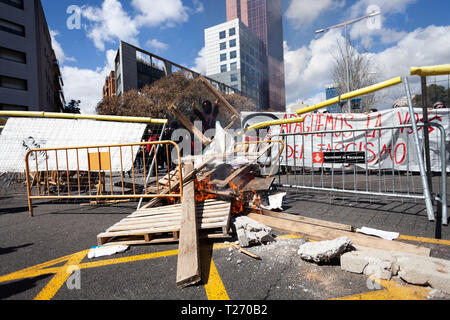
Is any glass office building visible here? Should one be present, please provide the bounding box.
[205,19,265,109]
[325,84,341,114]
[225,0,285,111]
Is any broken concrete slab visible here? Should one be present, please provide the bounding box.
[297,237,353,264]
[394,253,450,294]
[340,246,450,294]
[232,216,273,248]
[340,246,399,280]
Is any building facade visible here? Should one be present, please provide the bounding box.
[0,0,65,112]
[225,0,285,111]
[102,71,116,99]
[325,84,340,114]
[205,19,265,109]
[112,41,237,98]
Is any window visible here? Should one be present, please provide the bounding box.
[220,65,227,73]
[0,103,28,111]
[230,62,237,71]
[220,42,226,51]
[0,0,23,9]
[229,27,236,36]
[230,73,238,82]
[220,53,227,62]
[0,75,27,90]
[229,39,236,48]
[219,31,226,39]
[0,46,26,63]
[230,51,237,59]
[0,18,25,36]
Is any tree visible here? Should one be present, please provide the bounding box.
[96,72,257,127]
[415,84,450,108]
[62,99,81,114]
[330,39,379,113]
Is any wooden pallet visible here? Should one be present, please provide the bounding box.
[97,200,232,246]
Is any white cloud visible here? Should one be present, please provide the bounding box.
[350,0,417,17]
[61,48,117,115]
[146,39,169,53]
[283,29,345,106]
[131,0,190,28]
[50,30,76,63]
[80,0,204,51]
[347,0,416,48]
[285,0,345,28]
[191,46,207,74]
[284,24,450,110]
[81,0,139,51]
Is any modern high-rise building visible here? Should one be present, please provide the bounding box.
[112,41,237,98]
[0,0,65,112]
[225,0,285,111]
[205,19,265,109]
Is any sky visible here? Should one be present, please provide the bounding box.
[42,0,450,114]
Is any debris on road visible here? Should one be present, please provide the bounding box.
[232,216,274,248]
[297,237,353,264]
[356,227,400,241]
[87,245,129,259]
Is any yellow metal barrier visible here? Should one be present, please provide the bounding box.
[0,111,168,124]
[238,76,403,135]
[238,117,304,135]
[24,141,182,217]
[296,76,403,115]
[410,64,450,77]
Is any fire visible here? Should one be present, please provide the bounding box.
[194,177,217,203]
[192,167,263,217]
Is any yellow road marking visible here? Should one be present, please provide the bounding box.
[34,250,89,300]
[78,249,179,270]
[0,233,446,300]
[398,235,450,246]
[334,277,431,300]
[204,259,230,300]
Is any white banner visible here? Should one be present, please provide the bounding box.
[0,118,147,172]
[241,108,450,171]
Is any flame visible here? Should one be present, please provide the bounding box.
[194,177,217,203]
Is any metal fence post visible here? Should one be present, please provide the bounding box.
[138,123,166,210]
[404,77,435,222]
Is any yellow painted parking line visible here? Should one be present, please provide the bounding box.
[34,250,89,300]
[78,249,179,270]
[398,235,450,246]
[0,233,446,301]
[204,259,230,300]
[0,251,88,283]
[334,277,431,300]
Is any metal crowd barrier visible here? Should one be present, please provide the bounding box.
[24,141,183,217]
[276,122,447,225]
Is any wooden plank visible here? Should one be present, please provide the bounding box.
[247,208,354,232]
[241,177,275,192]
[246,213,431,257]
[176,162,201,288]
[214,165,251,188]
[140,157,213,210]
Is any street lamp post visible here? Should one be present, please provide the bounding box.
[315,11,381,113]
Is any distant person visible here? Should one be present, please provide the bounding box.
[369,108,378,113]
[433,101,446,109]
[194,100,220,133]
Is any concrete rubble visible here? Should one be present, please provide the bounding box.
[297,237,353,264]
[232,216,275,248]
[341,246,450,294]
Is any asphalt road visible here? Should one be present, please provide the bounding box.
[0,178,449,307]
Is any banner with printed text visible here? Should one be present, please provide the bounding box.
[241,108,450,171]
